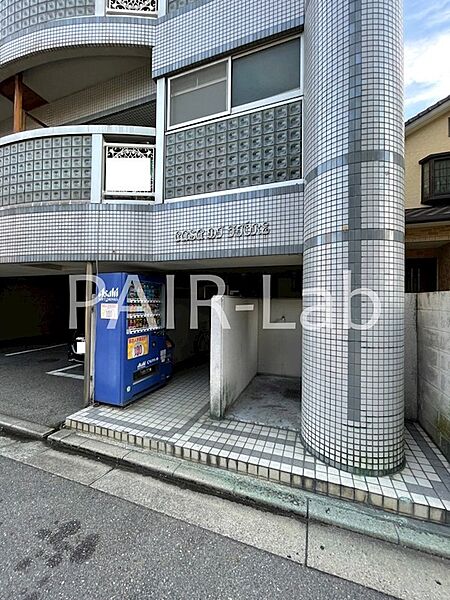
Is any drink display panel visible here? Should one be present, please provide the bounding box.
[126,281,163,334]
[94,273,173,407]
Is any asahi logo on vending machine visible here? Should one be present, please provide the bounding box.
[98,287,119,300]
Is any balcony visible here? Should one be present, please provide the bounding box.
[104,142,155,199]
[105,0,158,16]
[0,1,157,72]
[1,0,158,40]
[0,126,156,208]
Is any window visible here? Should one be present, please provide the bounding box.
[169,62,228,127]
[168,37,301,128]
[421,153,450,204]
[232,38,301,108]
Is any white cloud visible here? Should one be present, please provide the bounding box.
[405,2,450,29]
[405,31,450,108]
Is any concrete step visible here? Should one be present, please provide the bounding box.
[0,413,56,439]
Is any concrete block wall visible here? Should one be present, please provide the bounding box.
[405,293,418,420]
[210,296,258,418]
[416,292,450,460]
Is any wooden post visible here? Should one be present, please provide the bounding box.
[13,74,24,133]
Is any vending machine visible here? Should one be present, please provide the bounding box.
[94,272,174,407]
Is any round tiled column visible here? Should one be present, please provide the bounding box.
[301,0,405,475]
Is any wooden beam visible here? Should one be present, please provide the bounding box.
[13,74,24,133]
[0,75,48,111]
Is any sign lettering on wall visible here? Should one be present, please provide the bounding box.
[175,222,270,243]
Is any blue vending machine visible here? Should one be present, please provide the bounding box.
[94,272,173,407]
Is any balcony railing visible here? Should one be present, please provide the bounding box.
[0,126,156,208]
[104,143,155,199]
[105,0,158,16]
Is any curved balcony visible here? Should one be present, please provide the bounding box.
[0,126,304,267]
[0,0,157,73]
[0,125,156,208]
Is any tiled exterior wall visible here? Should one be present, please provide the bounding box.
[167,0,207,13]
[0,0,411,472]
[417,292,450,460]
[154,0,303,78]
[0,185,303,263]
[301,0,405,475]
[0,17,156,68]
[30,66,155,127]
[0,134,92,206]
[0,0,95,40]
[164,101,302,199]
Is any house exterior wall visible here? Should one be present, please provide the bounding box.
[164,100,302,200]
[405,110,450,209]
[153,0,303,78]
[406,226,450,291]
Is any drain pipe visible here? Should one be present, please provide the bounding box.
[83,262,95,407]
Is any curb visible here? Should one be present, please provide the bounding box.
[47,428,450,561]
[0,414,56,440]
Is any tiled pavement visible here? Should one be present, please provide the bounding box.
[66,366,450,524]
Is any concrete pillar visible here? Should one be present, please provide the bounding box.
[301,0,405,475]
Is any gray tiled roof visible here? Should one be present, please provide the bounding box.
[405,94,450,128]
[406,205,450,224]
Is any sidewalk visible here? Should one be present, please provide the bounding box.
[47,427,450,561]
[64,367,450,525]
[1,431,449,600]
[1,412,449,561]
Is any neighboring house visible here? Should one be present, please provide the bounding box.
[0,1,406,477]
[405,95,450,292]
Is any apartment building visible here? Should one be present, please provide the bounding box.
[0,0,405,476]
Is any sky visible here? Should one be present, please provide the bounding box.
[404,0,450,118]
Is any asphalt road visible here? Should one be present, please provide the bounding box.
[0,343,83,426]
[0,454,392,600]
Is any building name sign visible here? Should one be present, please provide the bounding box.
[175,222,270,243]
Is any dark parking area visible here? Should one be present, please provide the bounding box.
[0,341,84,428]
[0,274,85,427]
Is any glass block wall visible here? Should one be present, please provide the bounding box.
[0,135,92,206]
[0,0,95,40]
[164,100,302,199]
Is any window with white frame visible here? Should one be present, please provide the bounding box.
[168,37,301,128]
[169,62,228,127]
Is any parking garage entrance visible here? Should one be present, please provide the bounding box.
[67,263,303,442]
[0,263,303,433]
[0,273,85,427]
